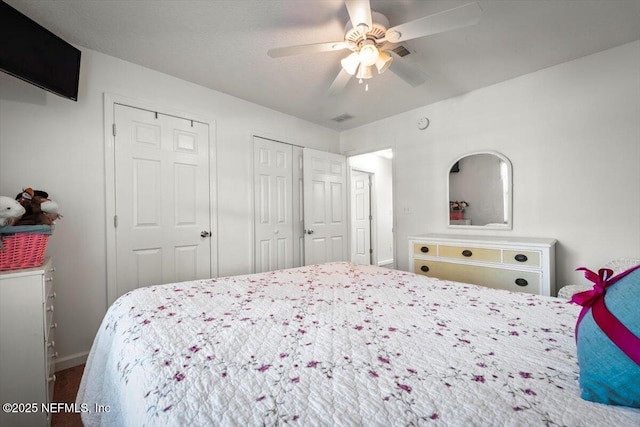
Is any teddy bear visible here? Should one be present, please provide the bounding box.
[0,196,26,226]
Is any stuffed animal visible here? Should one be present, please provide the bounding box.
[13,188,62,225]
[15,188,48,212]
[15,195,54,226]
[0,196,26,226]
[41,199,63,223]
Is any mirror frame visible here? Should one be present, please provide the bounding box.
[447,150,513,230]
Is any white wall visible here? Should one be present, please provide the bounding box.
[0,47,339,369]
[340,41,640,290]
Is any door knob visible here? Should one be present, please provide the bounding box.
[200,231,211,238]
[304,229,315,235]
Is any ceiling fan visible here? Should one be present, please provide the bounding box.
[267,0,482,94]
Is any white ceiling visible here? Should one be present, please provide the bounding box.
[6,0,640,130]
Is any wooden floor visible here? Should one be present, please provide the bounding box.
[51,364,84,427]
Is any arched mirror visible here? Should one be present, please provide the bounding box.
[447,151,512,230]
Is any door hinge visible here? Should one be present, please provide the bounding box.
[112,123,116,136]
[369,214,373,220]
[114,215,118,228]
[369,248,373,254]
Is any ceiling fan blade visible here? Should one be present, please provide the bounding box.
[268,41,349,58]
[386,51,427,87]
[345,0,372,31]
[328,68,352,95]
[385,2,482,43]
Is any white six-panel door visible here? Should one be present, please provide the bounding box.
[292,146,304,267]
[114,104,212,297]
[303,148,348,265]
[253,137,294,272]
[350,170,372,265]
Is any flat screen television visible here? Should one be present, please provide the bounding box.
[0,1,81,101]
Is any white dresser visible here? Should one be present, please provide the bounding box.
[409,234,557,296]
[0,258,57,427]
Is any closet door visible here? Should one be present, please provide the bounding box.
[292,146,304,267]
[253,137,294,272]
[113,104,212,298]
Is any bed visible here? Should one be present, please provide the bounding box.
[77,262,640,426]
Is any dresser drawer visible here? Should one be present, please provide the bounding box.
[46,331,57,404]
[44,302,55,342]
[413,242,436,256]
[438,245,501,262]
[503,250,541,267]
[414,259,541,294]
[44,277,54,302]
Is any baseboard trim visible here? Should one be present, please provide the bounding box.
[378,259,394,267]
[55,350,89,372]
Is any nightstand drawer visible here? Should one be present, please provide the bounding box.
[438,245,501,262]
[413,243,436,255]
[414,259,541,294]
[503,250,541,267]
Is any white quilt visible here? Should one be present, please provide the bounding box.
[77,263,640,426]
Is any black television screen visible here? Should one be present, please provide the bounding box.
[0,1,81,101]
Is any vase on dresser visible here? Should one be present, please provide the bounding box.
[449,210,465,220]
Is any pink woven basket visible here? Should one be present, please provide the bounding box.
[0,232,50,271]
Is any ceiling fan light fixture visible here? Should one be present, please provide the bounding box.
[341,52,360,75]
[359,40,379,67]
[375,51,393,74]
[356,64,373,80]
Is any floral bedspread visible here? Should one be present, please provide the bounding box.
[77,263,640,426]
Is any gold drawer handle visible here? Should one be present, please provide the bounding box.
[48,374,57,383]
[420,246,429,253]
[48,292,57,299]
[46,305,54,313]
[461,249,473,257]
[47,340,55,348]
[50,322,58,330]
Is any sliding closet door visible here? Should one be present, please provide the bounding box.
[113,104,212,298]
[253,137,294,272]
[303,148,348,265]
